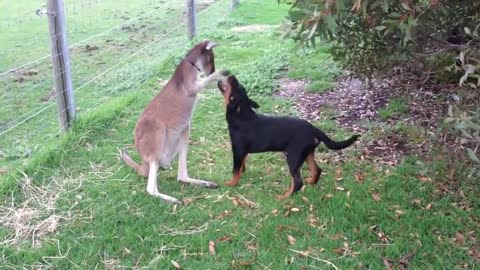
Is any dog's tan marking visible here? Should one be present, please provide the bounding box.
[304,152,321,185]
[277,177,295,200]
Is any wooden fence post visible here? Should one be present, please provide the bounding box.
[186,0,196,40]
[231,0,239,10]
[47,0,75,132]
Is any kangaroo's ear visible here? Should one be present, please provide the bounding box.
[249,98,259,109]
[205,41,218,50]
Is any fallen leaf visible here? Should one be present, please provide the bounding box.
[216,210,233,219]
[455,232,465,245]
[209,240,216,255]
[395,210,405,218]
[383,258,393,270]
[265,166,272,174]
[301,196,309,203]
[324,194,334,199]
[171,260,181,269]
[468,246,480,260]
[217,236,232,243]
[335,168,342,181]
[237,259,255,266]
[418,176,431,182]
[229,195,257,209]
[336,186,345,191]
[0,168,6,175]
[354,172,365,183]
[244,241,258,251]
[295,247,314,258]
[182,197,194,206]
[372,193,381,202]
[287,235,296,245]
[425,203,432,210]
[271,209,279,215]
[448,168,456,181]
[291,207,300,212]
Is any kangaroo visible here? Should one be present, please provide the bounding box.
[121,41,228,205]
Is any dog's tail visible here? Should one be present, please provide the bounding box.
[120,148,142,171]
[313,127,360,150]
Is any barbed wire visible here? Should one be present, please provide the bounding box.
[0,0,177,77]
[0,0,229,138]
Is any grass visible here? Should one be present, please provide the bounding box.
[378,98,409,120]
[287,47,341,93]
[0,0,223,169]
[1,0,479,269]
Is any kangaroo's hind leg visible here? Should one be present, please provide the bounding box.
[177,126,218,189]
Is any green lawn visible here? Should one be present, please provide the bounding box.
[1,0,478,269]
[0,0,223,169]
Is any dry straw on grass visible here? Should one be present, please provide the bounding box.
[0,172,76,247]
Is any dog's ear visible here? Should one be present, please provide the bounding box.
[227,75,239,88]
[249,98,259,109]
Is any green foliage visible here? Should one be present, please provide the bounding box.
[288,48,341,93]
[378,98,409,120]
[443,105,480,176]
[278,0,480,79]
[305,80,333,93]
[236,47,288,95]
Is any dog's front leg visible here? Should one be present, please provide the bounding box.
[177,126,218,189]
[225,149,247,187]
[192,70,230,94]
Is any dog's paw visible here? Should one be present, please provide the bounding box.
[224,180,237,187]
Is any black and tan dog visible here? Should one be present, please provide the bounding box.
[217,75,360,199]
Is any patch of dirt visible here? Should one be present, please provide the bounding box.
[276,76,396,132]
[40,88,55,102]
[276,69,455,165]
[231,24,278,33]
[12,69,39,83]
[85,44,99,52]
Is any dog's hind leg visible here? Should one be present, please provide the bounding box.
[277,150,305,200]
[146,160,183,205]
[304,151,322,185]
[241,154,248,173]
[177,126,218,189]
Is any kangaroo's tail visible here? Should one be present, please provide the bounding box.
[120,148,142,171]
[313,127,360,150]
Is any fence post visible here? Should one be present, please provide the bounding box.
[231,0,239,10]
[47,0,75,132]
[186,0,196,40]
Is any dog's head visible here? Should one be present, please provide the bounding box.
[217,75,259,112]
[185,40,217,75]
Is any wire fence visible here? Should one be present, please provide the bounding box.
[0,0,234,170]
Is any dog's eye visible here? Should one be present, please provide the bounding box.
[230,96,234,101]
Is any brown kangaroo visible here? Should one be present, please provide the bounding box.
[121,40,228,205]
